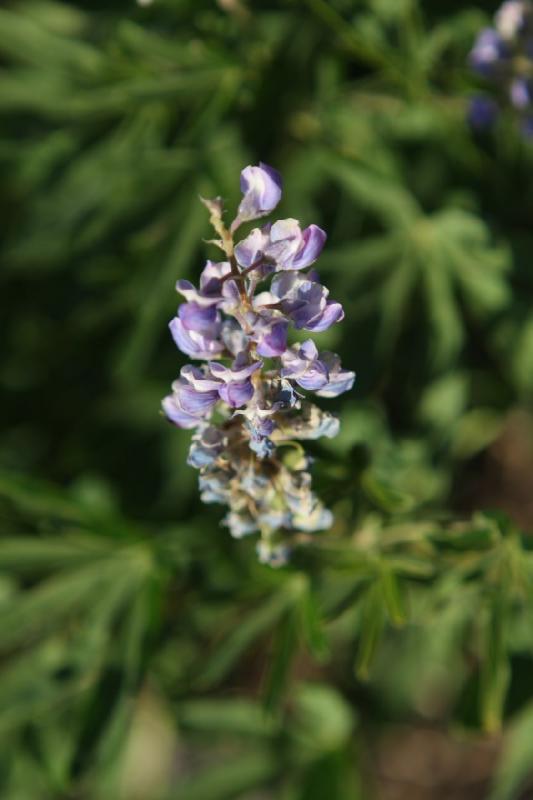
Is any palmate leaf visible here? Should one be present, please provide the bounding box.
[0,558,132,651]
[196,587,296,690]
[319,152,511,367]
[0,6,100,73]
[0,468,164,780]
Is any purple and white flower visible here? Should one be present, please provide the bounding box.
[188,425,227,468]
[162,161,354,566]
[234,226,271,269]
[169,316,224,360]
[178,302,221,337]
[469,28,509,76]
[235,219,326,273]
[281,340,329,391]
[251,313,288,357]
[264,218,327,270]
[510,76,533,108]
[468,2,533,137]
[235,163,282,224]
[281,342,355,396]
[315,352,356,398]
[176,260,231,307]
[162,366,221,429]
[209,353,262,408]
[268,271,344,332]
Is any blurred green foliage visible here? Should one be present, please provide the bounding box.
[2,0,533,797]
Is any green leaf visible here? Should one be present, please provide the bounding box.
[262,608,298,713]
[197,588,295,688]
[179,699,277,738]
[361,470,414,513]
[480,593,511,733]
[0,535,117,572]
[166,751,277,800]
[490,702,533,800]
[299,584,330,661]
[292,683,355,755]
[0,546,152,651]
[451,409,503,459]
[322,154,420,227]
[380,565,407,627]
[355,582,386,680]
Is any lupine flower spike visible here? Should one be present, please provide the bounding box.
[162,164,355,566]
[469,1,533,135]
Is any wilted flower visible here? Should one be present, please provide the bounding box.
[162,162,355,565]
[469,1,533,135]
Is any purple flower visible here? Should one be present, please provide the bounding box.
[252,314,288,357]
[162,366,221,429]
[209,353,263,408]
[282,344,354,397]
[180,364,222,392]
[469,28,509,76]
[169,317,224,360]
[235,219,326,273]
[163,161,355,566]
[466,5,533,140]
[281,341,329,391]
[219,278,243,315]
[221,319,250,356]
[236,163,282,224]
[521,115,533,136]
[239,409,276,459]
[219,381,254,407]
[510,77,533,108]
[468,96,499,130]
[178,302,221,337]
[315,353,356,398]
[188,424,226,468]
[264,218,327,270]
[234,227,271,269]
[269,271,344,332]
[176,261,231,307]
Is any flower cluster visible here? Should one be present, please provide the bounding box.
[468,1,533,135]
[162,163,355,566]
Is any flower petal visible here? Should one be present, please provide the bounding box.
[169,318,224,359]
[237,163,282,222]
